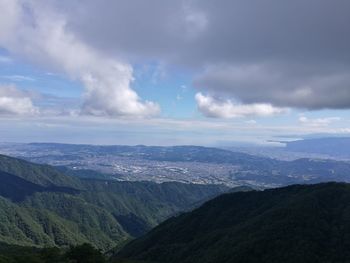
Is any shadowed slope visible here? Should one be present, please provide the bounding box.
[117,183,350,263]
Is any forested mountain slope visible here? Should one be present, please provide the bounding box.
[117,182,350,263]
[0,155,230,250]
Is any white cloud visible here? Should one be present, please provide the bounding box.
[0,0,159,118]
[0,55,12,63]
[180,85,187,92]
[2,113,349,146]
[195,93,287,118]
[0,85,38,116]
[298,116,341,127]
[245,120,257,125]
[1,75,35,82]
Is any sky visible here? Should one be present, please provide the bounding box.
[0,0,350,146]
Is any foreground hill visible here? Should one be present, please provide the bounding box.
[117,182,350,263]
[0,154,230,250]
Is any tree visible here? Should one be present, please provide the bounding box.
[65,243,106,263]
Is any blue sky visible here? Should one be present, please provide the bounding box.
[0,0,350,146]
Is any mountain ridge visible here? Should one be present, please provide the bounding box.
[116,182,350,263]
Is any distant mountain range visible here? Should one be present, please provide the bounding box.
[116,182,350,263]
[1,142,350,188]
[285,137,350,158]
[0,154,230,251]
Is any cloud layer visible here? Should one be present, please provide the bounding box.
[54,0,350,115]
[298,116,341,127]
[1,0,350,119]
[0,0,159,118]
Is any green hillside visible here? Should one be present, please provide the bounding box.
[117,182,350,263]
[0,154,82,188]
[0,155,230,251]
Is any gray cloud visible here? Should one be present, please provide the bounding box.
[60,0,350,64]
[194,62,350,110]
[58,0,206,62]
[1,0,350,117]
[53,0,350,112]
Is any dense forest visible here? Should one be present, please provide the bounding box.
[117,182,350,263]
[0,154,230,251]
[0,243,107,263]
